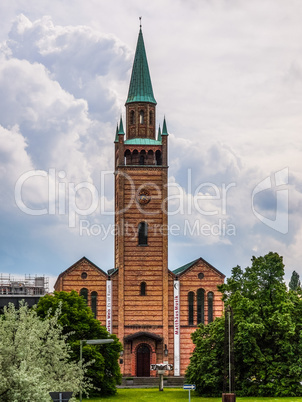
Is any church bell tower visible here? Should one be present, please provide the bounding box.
[54,22,226,380]
[114,25,169,376]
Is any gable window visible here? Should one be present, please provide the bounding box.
[80,288,88,304]
[188,291,194,326]
[91,291,97,318]
[140,282,146,296]
[138,222,148,246]
[208,292,214,323]
[197,288,205,324]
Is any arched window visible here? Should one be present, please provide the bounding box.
[188,291,194,326]
[140,110,144,124]
[138,222,148,246]
[147,150,154,165]
[139,150,146,165]
[155,150,162,166]
[130,110,135,125]
[140,282,146,296]
[132,149,139,164]
[124,149,131,165]
[139,155,145,165]
[80,288,88,304]
[91,291,97,318]
[208,292,214,323]
[197,288,205,324]
[149,111,153,125]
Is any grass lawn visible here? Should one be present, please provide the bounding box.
[80,388,302,401]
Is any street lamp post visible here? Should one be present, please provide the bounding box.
[79,338,114,402]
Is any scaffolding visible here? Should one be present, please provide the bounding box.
[0,274,49,296]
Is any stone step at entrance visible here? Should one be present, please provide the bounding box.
[120,376,185,388]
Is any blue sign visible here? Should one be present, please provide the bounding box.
[183,384,196,390]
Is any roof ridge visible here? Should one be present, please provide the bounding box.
[172,258,200,275]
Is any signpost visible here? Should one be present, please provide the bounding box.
[222,305,236,402]
[183,384,196,401]
[49,392,73,402]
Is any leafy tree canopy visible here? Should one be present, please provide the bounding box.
[36,290,122,396]
[289,270,301,291]
[186,252,302,397]
[0,302,91,402]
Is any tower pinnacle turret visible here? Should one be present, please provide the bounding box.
[126,28,156,105]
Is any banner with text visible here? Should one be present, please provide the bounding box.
[174,279,180,376]
[106,280,112,333]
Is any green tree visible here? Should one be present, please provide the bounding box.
[0,302,91,402]
[186,252,302,397]
[36,290,122,396]
[289,270,301,291]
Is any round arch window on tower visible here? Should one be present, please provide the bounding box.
[138,222,148,246]
[140,282,146,296]
[140,110,144,124]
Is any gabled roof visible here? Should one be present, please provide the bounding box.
[54,256,108,289]
[173,258,200,275]
[125,28,156,105]
[172,257,225,278]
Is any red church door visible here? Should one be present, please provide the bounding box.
[136,344,150,377]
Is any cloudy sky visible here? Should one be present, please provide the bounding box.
[0,0,301,290]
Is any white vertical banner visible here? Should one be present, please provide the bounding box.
[174,279,180,376]
[106,280,112,333]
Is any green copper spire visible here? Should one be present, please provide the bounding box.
[126,28,157,105]
[162,117,168,135]
[114,123,119,142]
[118,116,125,135]
[157,125,162,142]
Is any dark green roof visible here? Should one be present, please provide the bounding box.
[114,124,119,143]
[162,117,168,136]
[126,28,156,105]
[157,125,162,142]
[124,138,161,145]
[173,259,200,275]
[118,116,125,135]
[172,257,225,278]
[108,268,118,276]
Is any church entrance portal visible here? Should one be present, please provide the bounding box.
[136,344,150,377]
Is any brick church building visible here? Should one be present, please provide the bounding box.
[54,26,225,377]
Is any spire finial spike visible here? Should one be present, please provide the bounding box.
[157,124,162,142]
[118,115,125,135]
[114,122,119,142]
[162,116,168,136]
[139,16,142,29]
